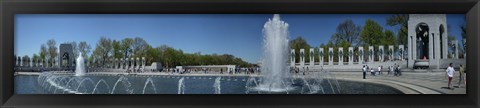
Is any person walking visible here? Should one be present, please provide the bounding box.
[446,63,455,89]
[457,64,465,88]
[362,65,366,79]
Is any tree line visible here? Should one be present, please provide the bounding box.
[31,37,256,68]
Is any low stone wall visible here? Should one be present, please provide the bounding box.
[438,59,466,69]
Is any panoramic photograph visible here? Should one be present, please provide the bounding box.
[14,14,466,94]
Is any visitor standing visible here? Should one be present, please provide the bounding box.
[378,66,382,75]
[370,68,375,76]
[446,63,455,89]
[387,66,392,76]
[397,65,401,76]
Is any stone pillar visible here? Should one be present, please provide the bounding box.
[127,58,130,69]
[43,59,46,68]
[142,57,146,68]
[22,57,24,67]
[454,40,459,59]
[120,58,124,69]
[300,49,305,67]
[124,58,128,69]
[118,58,121,69]
[39,59,42,67]
[388,45,394,61]
[113,58,118,69]
[413,35,417,60]
[17,57,21,67]
[309,48,314,67]
[379,45,384,62]
[348,47,353,65]
[126,58,129,69]
[33,58,36,67]
[328,48,333,65]
[106,58,109,68]
[368,46,374,62]
[19,57,22,67]
[399,45,404,61]
[290,49,295,67]
[319,48,324,66]
[25,57,29,67]
[443,29,448,59]
[38,59,40,67]
[111,58,114,68]
[29,57,32,67]
[434,29,440,59]
[131,57,135,69]
[338,47,343,65]
[31,58,35,67]
[136,57,140,70]
[358,47,364,64]
[46,59,49,68]
[112,58,115,69]
[407,36,414,68]
[429,32,433,59]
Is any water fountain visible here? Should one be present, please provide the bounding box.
[255,14,292,92]
[75,52,86,76]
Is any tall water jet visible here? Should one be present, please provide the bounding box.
[75,52,86,76]
[213,77,222,94]
[258,14,291,92]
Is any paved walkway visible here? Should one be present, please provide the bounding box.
[328,71,467,94]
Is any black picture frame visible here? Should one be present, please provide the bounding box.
[1,0,479,108]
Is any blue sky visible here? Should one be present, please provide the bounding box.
[15,14,465,63]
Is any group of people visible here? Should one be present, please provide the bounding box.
[446,63,466,89]
[234,67,259,74]
[362,64,401,79]
[290,67,310,75]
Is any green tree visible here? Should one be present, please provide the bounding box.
[132,37,151,57]
[46,39,58,61]
[39,44,47,60]
[387,14,409,46]
[112,40,122,59]
[32,54,40,65]
[93,37,113,66]
[360,19,384,47]
[383,30,395,45]
[447,35,457,58]
[460,23,466,55]
[78,41,91,58]
[120,38,134,58]
[22,55,29,66]
[332,19,362,47]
